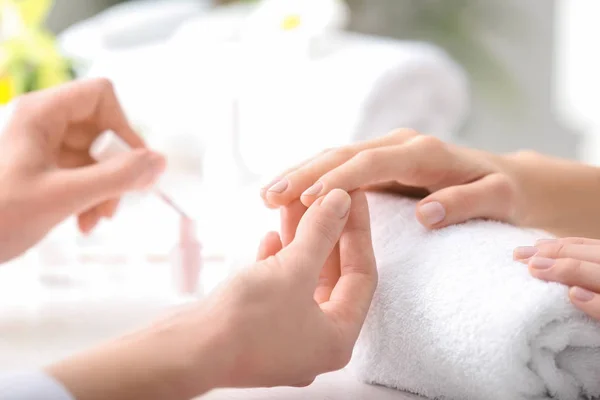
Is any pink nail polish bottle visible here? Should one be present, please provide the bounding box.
[173,216,203,296]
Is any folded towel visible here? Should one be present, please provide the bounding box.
[349,192,600,400]
[348,39,469,144]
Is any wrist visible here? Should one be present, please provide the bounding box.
[497,150,546,228]
[47,309,233,400]
[499,150,600,236]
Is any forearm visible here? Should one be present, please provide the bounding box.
[46,319,229,400]
[503,151,600,238]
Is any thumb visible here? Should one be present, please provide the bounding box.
[278,189,351,282]
[51,149,166,213]
[416,173,516,229]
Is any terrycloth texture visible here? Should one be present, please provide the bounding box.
[350,192,600,400]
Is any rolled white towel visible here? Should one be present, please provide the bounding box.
[348,38,469,143]
[350,192,600,400]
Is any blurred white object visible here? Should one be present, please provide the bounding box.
[230,35,469,176]
[240,0,350,58]
[61,2,468,182]
[58,0,209,72]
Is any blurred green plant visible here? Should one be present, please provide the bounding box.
[0,0,74,104]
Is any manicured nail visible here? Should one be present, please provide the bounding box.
[321,189,351,218]
[529,257,555,270]
[571,287,595,302]
[303,181,323,197]
[513,246,538,260]
[268,178,289,193]
[419,202,445,226]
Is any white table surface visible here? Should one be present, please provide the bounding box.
[0,176,424,399]
[202,369,423,400]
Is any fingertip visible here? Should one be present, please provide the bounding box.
[570,286,596,303]
[416,200,447,229]
[320,189,351,219]
[257,231,283,260]
[300,194,318,207]
[265,191,287,208]
[77,212,99,235]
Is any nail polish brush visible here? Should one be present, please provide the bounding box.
[90,130,203,296]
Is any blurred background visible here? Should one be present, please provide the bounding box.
[1,0,599,374]
[36,0,593,162]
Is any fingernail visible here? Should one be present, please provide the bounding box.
[571,287,595,302]
[530,257,555,270]
[419,202,445,226]
[513,246,538,260]
[268,178,289,194]
[303,181,323,197]
[321,189,351,218]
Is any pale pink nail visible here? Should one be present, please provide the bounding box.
[303,181,323,197]
[268,178,289,193]
[419,202,445,226]
[529,257,554,270]
[572,287,595,302]
[513,246,538,260]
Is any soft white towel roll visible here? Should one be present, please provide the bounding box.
[350,192,600,400]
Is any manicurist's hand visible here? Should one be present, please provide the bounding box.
[0,78,165,262]
[515,238,600,321]
[48,189,378,400]
[260,129,600,238]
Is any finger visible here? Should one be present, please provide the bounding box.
[528,257,600,292]
[76,198,119,234]
[47,149,165,218]
[535,237,600,247]
[77,208,101,234]
[515,243,600,264]
[12,78,144,150]
[256,231,283,261]
[314,245,341,304]
[280,200,307,246]
[100,198,120,219]
[264,129,419,207]
[277,189,351,284]
[323,191,377,337]
[416,173,517,229]
[57,147,95,169]
[260,149,331,203]
[569,287,600,321]
[280,199,340,304]
[297,136,461,207]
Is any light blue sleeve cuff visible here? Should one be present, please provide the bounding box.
[0,371,75,400]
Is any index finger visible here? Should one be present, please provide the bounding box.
[263,129,419,207]
[322,191,377,337]
[11,78,144,150]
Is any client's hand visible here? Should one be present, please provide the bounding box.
[260,129,525,229]
[0,78,165,262]
[514,238,600,320]
[48,190,378,400]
